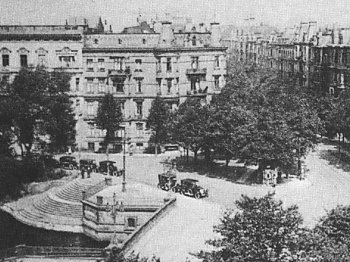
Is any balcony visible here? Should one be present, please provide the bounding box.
[186,68,207,75]
[108,67,131,77]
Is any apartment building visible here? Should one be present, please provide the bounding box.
[0,18,227,154]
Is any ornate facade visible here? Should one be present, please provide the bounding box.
[0,19,227,153]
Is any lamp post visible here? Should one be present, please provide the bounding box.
[122,128,126,192]
[107,193,124,243]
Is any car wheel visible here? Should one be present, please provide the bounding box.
[164,184,170,191]
[157,183,161,189]
[69,164,74,170]
[194,192,201,199]
[171,187,177,193]
[188,189,193,196]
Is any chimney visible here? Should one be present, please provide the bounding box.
[159,21,174,46]
[210,22,220,46]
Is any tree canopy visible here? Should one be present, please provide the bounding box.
[0,67,76,155]
[197,193,350,262]
[146,96,171,155]
[96,93,123,147]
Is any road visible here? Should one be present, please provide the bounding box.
[76,143,350,228]
[72,143,350,261]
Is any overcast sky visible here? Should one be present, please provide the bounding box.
[1,0,350,31]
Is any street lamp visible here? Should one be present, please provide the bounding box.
[118,128,127,192]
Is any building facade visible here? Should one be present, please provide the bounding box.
[0,18,227,153]
[221,21,350,94]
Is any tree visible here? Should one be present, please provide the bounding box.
[197,194,350,262]
[197,193,304,261]
[3,67,76,156]
[96,93,123,153]
[171,98,210,162]
[146,96,170,155]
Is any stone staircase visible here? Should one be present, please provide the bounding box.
[3,174,108,232]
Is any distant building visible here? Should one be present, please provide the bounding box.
[0,17,227,154]
[221,19,350,96]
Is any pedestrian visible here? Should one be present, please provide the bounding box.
[87,166,91,178]
[109,164,114,176]
[81,167,85,179]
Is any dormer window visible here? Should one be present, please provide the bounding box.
[94,39,99,44]
[142,39,146,44]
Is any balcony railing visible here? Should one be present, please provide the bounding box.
[186,68,207,75]
[108,67,131,77]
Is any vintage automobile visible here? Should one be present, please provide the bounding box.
[173,178,209,199]
[79,159,97,172]
[98,161,120,176]
[59,156,78,170]
[157,171,177,191]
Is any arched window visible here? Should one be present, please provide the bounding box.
[329,87,335,95]
[94,38,98,44]
[142,38,146,44]
[118,39,122,44]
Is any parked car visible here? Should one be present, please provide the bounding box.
[173,178,209,199]
[98,161,119,176]
[157,171,177,191]
[59,156,78,170]
[79,159,97,172]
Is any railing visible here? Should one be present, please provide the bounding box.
[0,245,105,259]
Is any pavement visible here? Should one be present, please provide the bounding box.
[4,142,350,261]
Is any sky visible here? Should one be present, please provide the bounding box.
[1,0,350,31]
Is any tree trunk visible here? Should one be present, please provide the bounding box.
[155,143,158,156]
[194,150,198,163]
[106,143,109,176]
[186,148,189,163]
[226,158,230,167]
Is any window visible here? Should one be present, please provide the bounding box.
[113,77,124,93]
[76,78,80,91]
[192,36,197,46]
[136,79,142,93]
[142,39,146,44]
[114,57,125,71]
[136,143,143,151]
[98,58,105,72]
[136,123,143,137]
[191,78,199,91]
[166,58,172,72]
[329,87,335,95]
[88,124,95,137]
[118,39,122,44]
[87,78,94,93]
[20,55,27,67]
[157,79,162,94]
[156,57,161,72]
[135,59,142,72]
[214,56,220,68]
[191,57,199,70]
[38,54,47,67]
[59,56,75,67]
[136,101,143,116]
[98,78,105,93]
[167,79,172,93]
[87,102,94,116]
[87,59,93,71]
[88,142,95,152]
[214,76,220,89]
[119,101,125,115]
[2,54,9,67]
[94,39,98,44]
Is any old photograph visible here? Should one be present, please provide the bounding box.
[1,0,350,261]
